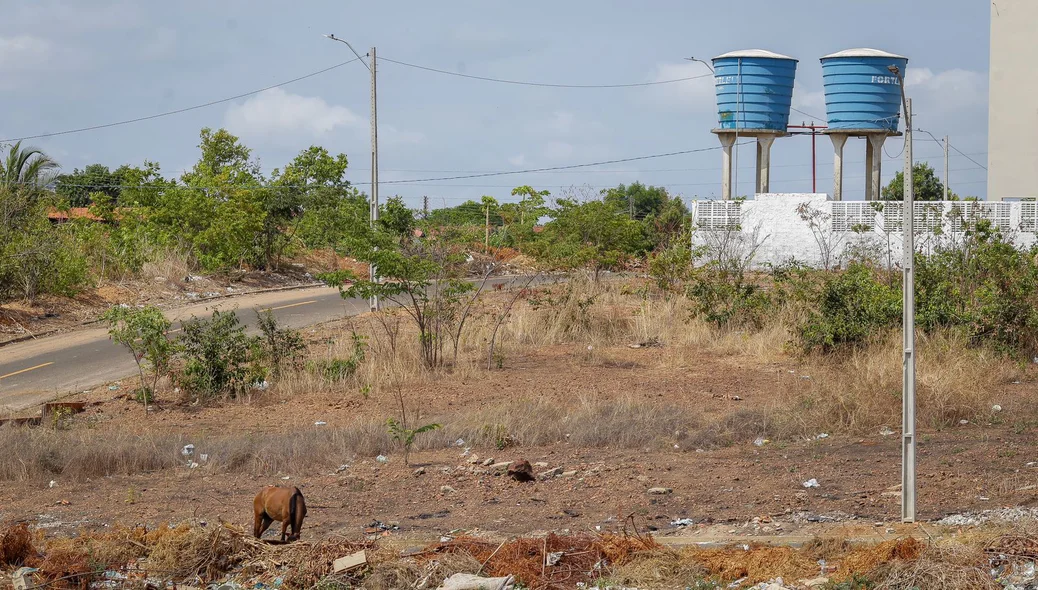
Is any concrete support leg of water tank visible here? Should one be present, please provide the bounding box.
[718,133,737,200]
[830,134,848,201]
[866,134,887,201]
[755,136,776,194]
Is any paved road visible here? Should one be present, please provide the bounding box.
[0,275,543,412]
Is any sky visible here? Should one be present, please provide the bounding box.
[0,0,991,208]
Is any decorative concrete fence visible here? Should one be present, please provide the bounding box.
[691,194,1038,269]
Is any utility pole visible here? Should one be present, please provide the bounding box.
[423,195,429,219]
[369,46,379,312]
[944,136,950,201]
[324,34,378,311]
[901,91,917,524]
[485,203,491,253]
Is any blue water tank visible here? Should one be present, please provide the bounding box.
[820,48,909,132]
[712,50,798,132]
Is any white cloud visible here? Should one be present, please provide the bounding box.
[508,154,527,167]
[906,67,987,114]
[545,111,574,135]
[224,88,362,140]
[644,61,715,111]
[0,35,52,71]
[790,86,827,121]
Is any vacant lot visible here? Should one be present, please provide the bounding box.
[1,277,1036,587]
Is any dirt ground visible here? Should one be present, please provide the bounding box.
[1,329,1036,547]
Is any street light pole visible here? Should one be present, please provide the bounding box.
[890,65,916,524]
[325,34,379,311]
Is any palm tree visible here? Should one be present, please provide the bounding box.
[0,141,59,190]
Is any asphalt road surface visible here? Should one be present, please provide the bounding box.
[0,275,544,412]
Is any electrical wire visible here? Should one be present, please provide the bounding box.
[377,145,751,184]
[0,57,365,143]
[789,106,827,122]
[917,128,988,170]
[378,56,713,88]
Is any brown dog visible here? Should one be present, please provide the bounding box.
[253,485,307,542]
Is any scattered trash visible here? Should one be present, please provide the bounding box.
[332,549,368,573]
[802,478,821,488]
[199,453,209,462]
[815,433,829,439]
[546,551,564,566]
[181,444,195,456]
[960,419,969,425]
[879,427,896,436]
[12,568,39,590]
[754,437,770,447]
[647,487,673,495]
[189,462,200,469]
[376,455,389,464]
[314,421,327,426]
[108,385,120,391]
[48,480,56,488]
[455,438,465,446]
[55,500,70,506]
[254,380,270,391]
[482,458,495,466]
[334,464,349,474]
[461,447,471,456]
[671,518,695,527]
[437,573,515,590]
[280,476,290,480]
[992,404,1003,412]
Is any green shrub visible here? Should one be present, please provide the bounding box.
[799,263,901,353]
[177,310,261,399]
[256,310,305,377]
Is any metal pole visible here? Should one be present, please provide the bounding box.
[944,135,950,201]
[901,95,916,524]
[811,122,817,193]
[369,46,379,312]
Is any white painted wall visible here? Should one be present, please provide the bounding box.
[692,193,1037,269]
[989,0,1038,201]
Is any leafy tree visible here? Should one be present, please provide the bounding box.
[378,196,416,238]
[881,163,954,201]
[101,305,173,411]
[176,128,266,270]
[0,141,59,191]
[509,185,550,226]
[601,182,671,219]
[269,146,356,263]
[321,223,484,369]
[536,198,648,279]
[55,164,124,207]
[256,309,306,377]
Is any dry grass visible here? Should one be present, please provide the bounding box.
[784,329,1025,435]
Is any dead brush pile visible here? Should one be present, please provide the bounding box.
[423,531,662,590]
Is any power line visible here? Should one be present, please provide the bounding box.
[789,106,827,122]
[0,57,365,143]
[378,145,749,184]
[379,56,713,88]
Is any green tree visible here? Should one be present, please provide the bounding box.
[378,196,416,238]
[274,147,368,251]
[881,163,953,201]
[601,182,671,219]
[510,185,550,226]
[536,198,648,279]
[0,141,59,191]
[54,164,124,207]
[101,305,173,412]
